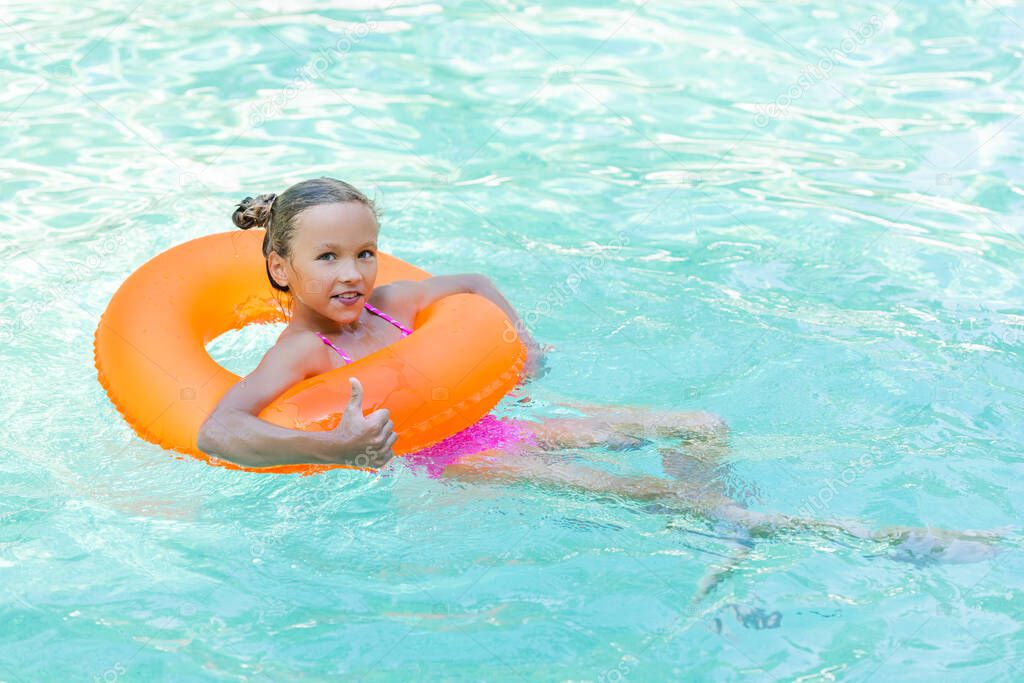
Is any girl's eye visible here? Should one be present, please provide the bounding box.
[318,253,335,261]
[359,250,376,259]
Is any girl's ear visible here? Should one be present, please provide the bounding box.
[267,251,289,289]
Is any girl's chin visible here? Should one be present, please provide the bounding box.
[323,307,362,325]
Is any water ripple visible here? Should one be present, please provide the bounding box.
[2,0,1023,678]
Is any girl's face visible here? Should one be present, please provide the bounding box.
[268,201,380,327]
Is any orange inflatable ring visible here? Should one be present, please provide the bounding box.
[94,229,527,475]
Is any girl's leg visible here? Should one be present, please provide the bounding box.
[441,449,661,494]
[546,400,729,442]
[440,448,735,514]
[702,500,1003,570]
[520,405,731,483]
[517,402,728,449]
[440,451,1002,567]
[517,418,653,452]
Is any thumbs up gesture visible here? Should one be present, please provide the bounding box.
[327,377,397,468]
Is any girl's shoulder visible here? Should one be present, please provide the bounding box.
[269,326,333,374]
[368,281,420,326]
[369,279,419,305]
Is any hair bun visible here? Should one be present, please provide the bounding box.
[232,193,277,229]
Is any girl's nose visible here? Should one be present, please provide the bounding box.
[336,258,361,282]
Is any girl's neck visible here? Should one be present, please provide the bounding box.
[289,300,364,336]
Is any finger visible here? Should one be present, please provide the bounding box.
[373,450,393,468]
[368,407,391,425]
[374,434,397,459]
[374,427,397,450]
[365,444,390,467]
[374,424,396,449]
[373,420,395,445]
[344,377,364,415]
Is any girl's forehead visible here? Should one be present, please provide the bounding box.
[294,202,378,245]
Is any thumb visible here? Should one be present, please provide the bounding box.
[344,377,365,417]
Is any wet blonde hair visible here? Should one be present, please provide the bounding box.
[232,177,379,293]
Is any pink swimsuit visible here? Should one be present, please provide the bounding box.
[316,302,536,477]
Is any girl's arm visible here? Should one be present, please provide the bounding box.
[395,274,549,377]
[197,333,397,469]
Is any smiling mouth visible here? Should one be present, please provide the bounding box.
[331,292,362,304]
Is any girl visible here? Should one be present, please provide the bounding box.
[197,177,1000,569]
[196,176,728,478]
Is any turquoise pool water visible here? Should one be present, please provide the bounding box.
[3,0,1024,679]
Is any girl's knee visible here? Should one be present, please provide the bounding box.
[702,412,729,432]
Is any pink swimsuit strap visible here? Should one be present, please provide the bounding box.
[316,302,412,364]
[363,302,413,336]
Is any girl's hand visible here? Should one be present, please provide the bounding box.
[523,342,554,381]
[327,377,398,468]
[392,273,549,382]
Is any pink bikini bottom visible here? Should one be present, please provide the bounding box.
[402,414,538,478]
